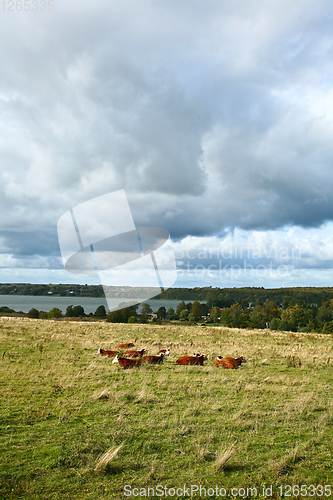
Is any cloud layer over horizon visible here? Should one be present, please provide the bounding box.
[1,0,333,287]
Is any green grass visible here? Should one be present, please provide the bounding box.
[1,318,333,499]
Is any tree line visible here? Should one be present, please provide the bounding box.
[100,298,333,334]
[216,299,333,334]
[0,304,108,319]
[0,283,105,297]
[1,296,333,333]
[158,286,333,307]
[3,283,333,309]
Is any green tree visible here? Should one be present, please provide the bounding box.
[210,306,220,323]
[123,306,138,322]
[157,306,166,319]
[269,317,280,330]
[191,300,201,321]
[106,306,137,323]
[279,310,297,332]
[249,312,266,329]
[141,303,153,315]
[282,295,297,309]
[180,309,188,321]
[176,301,186,316]
[94,305,106,318]
[65,305,74,317]
[220,309,231,326]
[264,299,278,313]
[128,316,137,324]
[228,303,242,321]
[28,308,39,319]
[48,307,62,319]
[167,307,175,317]
[316,303,332,329]
[140,303,152,322]
[72,305,85,317]
[106,310,125,323]
[199,302,208,317]
[188,313,196,322]
[234,313,250,328]
[0,306,15,313]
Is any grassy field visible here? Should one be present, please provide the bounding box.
[1,317,333,499]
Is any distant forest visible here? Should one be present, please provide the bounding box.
[0,283,105,297]
[1,283,333,307]
[159,286,333,308]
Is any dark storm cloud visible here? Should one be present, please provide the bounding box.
[0,228,59,257]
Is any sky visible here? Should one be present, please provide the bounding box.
[1,0,333,289]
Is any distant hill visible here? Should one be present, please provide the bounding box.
[0,283,105,298]
[1,283,333,307]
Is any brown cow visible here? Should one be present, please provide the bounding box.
[123,349,147,358]
[97,348,119,358]
[142,354,165,365]
[176,354,207,366]
[115,343,135,349]
[214,356,247,369]
[113,356,143,369]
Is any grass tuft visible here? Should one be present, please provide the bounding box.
[93,389,110,400]
[275,444,301,476]
[94,443,124,472]
[215,443,236,470]
[136,387,154,403]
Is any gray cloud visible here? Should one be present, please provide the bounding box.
[1,0,333,281]
[0,228,59,257]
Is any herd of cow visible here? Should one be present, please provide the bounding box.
[97,342,247,370]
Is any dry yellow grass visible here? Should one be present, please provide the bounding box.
[215,443,236,470]
[94,443,124,472]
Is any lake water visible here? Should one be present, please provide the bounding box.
[0,295,194,315]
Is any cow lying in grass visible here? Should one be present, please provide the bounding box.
[176,354,208,366]
[123,349,147,358]
[115,342,135,349]
[142,354,165,365]
[214,356,247,369]
[113,352,166,367]
[97,348,119,358]
[113,356,143,369]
